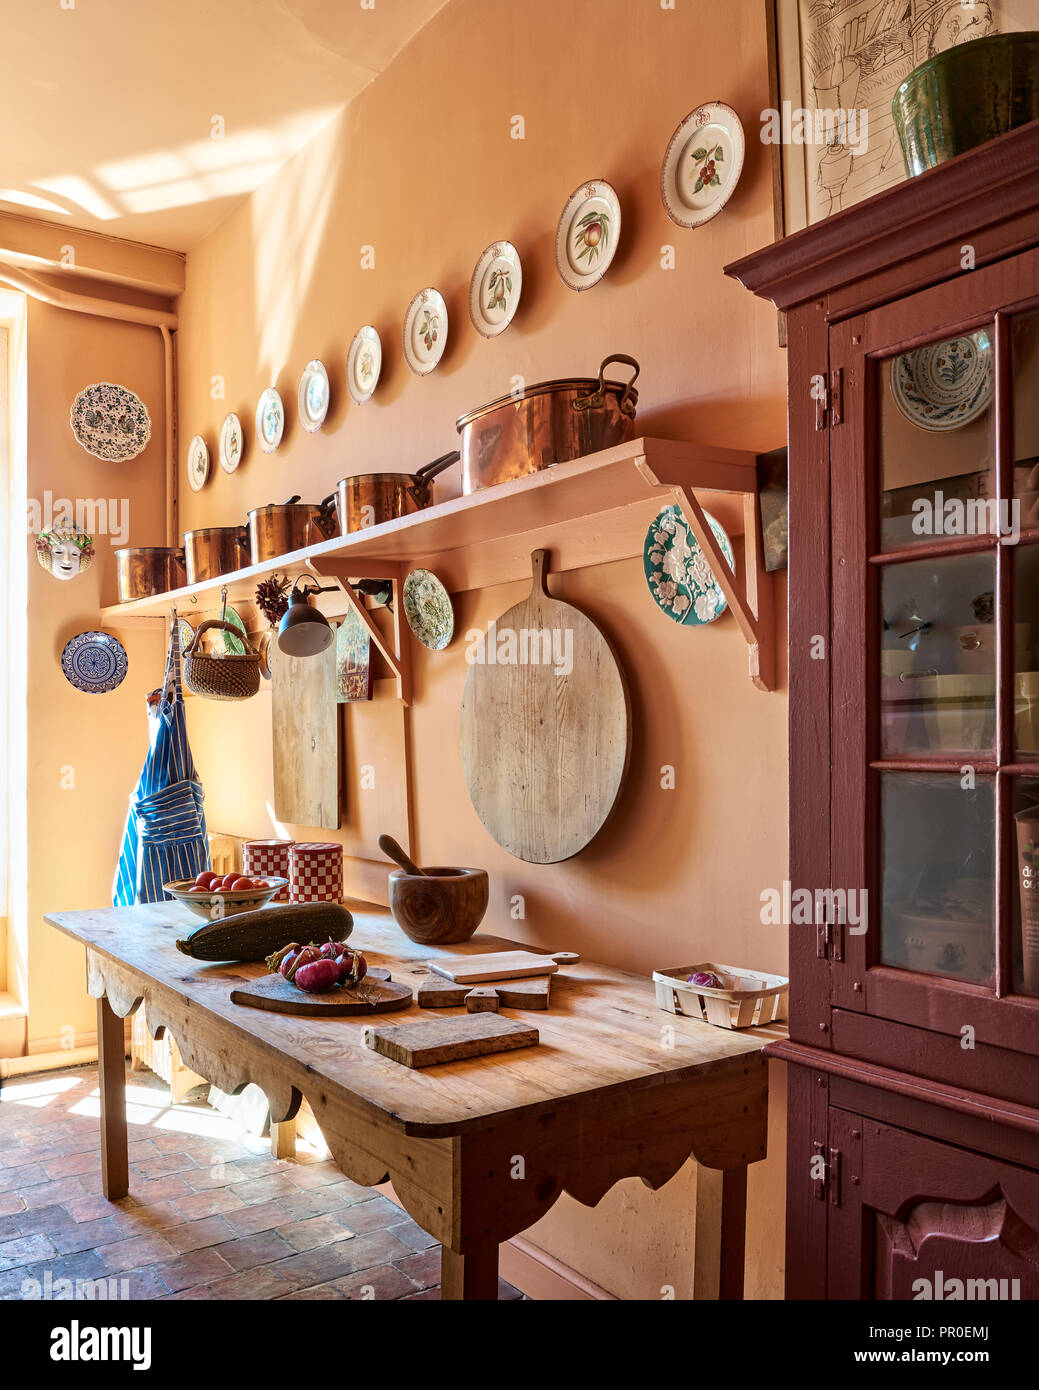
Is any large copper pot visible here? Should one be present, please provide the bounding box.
[334,451,459,534]
[183,526,250,585]
[247,496,339,564]
[455,353,639,494]
[115,546,186,602]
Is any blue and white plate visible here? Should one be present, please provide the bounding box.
[891,331,993,432]
[61,630,128,694]
[644,504,734,626]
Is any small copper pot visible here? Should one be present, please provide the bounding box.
[334,451,459,534]
[247,496,339,564]
[182,526,250,585]
[115,547,186,602]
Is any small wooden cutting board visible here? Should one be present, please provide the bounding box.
[231,972,412,1017]
[364,1014,539,1068]
[427,950,560,984]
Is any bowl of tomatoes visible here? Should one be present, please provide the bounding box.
[164,870,288,920]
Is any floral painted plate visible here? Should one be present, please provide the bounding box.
[644,504,734,626]
[177,617,195,652]
[69,382,151,462]
[347,326,382,405]
[890,331,993,431]
[221,605,249,655]
[661,102,745,230]
[60,630,128,694]
[403,289,448,376]
[219,412,244,474]
[256,388,285,453]
[186,434,209,493]
[402,568,454,650]
[298,360,330,432]
[555,180,620,292]
[469,241,522,338]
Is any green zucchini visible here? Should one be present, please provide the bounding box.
[175,903,354,962]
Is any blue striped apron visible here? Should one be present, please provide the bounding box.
[113,621,209,905]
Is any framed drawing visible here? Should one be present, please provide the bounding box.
[767,0,1021,240]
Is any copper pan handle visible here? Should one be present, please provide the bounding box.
[408,450,460,507]
[316,492,340,538]
[573,353,640,416]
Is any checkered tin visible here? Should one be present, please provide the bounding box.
[243,839,294,901]
[289,841,343,904]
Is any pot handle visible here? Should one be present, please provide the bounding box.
[316,491,340,538]
[184,618,258,658]
[408,450,460,507]
[573,354,640,417]
[233,525,251,553]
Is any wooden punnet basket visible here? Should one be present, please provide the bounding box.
[653,962,788,1030]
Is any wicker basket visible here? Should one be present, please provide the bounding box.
[653,962,788,1030]
[183,618,261,701]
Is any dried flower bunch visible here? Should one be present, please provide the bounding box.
[255,573,292,626]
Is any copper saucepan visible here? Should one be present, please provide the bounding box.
[455,353,639,494]
[115,547,187,602]
[247,495,340,564]
[334,451,459,534]
[182,526,250,585]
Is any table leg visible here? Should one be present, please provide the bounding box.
[440,1242,499,1301]
[693,1164,748,1300]
[96,995,129,1200]
[270,1118,296,1160]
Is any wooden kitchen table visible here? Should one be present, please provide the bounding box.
[46,903,778,1300]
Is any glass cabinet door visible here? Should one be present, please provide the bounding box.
[830,252,1039,1058]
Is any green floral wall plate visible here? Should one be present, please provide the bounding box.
[221,606,249,654]
[402,569,454,651]
[644,504,734,626]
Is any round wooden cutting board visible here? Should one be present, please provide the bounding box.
[460,549,631,864]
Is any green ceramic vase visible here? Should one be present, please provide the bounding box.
[893,32,1039,176]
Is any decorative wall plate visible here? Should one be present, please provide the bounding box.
[403,288,448,376]
[469,241,522,338]
[36,527,95,581]
[644,504,734,626]
[177,617,195,651]
[258,628,273,681]
[660,102,745,229]
[186,434,209,492]
[555,180,621,292]
[256,388,285,453]
[219,412,244,473]
[61,630,128,694]
[222,606,249,655]
[347,326,382,405]
[890,331,993,431]
[69,382,151,462]
[402,568,454,650]
[298,360,330,432]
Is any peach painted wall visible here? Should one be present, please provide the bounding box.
[175,0,790,1298]
[25,299,168,1050]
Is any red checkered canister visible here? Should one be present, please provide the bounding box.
[289,842,343,904]
[243,839,294,901]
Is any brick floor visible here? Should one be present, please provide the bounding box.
[0,1065,523,1301]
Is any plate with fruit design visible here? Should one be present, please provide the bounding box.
[469,241,522,338]
[347,326,382,405]
[219,412,244,473]
[186,434,209,492]
[403,288,448,376]
[555,179,620,292]
[255,387,285,453]
[166,873,287,921]
[298,359,330,433]
[661,103,745,229]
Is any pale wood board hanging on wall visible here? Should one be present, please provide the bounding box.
[270,638,340,829]
[459,549,631,864]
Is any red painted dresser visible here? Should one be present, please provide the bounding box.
[727,122,1039,1299]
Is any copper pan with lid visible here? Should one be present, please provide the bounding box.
[247,495,339,564]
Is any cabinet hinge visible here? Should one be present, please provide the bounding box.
[815,896,845,963]
[812,1142,843,1207]
[813,368,844,431]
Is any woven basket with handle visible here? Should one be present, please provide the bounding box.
[183,618,261,701]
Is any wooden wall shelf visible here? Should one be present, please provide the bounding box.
[101,437,775,693]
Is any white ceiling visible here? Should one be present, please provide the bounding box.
[0,0,451,251]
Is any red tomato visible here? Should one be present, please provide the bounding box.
[195,871,219,889]
[230,877,255,891]
[219,873,238,889]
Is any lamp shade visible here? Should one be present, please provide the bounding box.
[277,586,334,657]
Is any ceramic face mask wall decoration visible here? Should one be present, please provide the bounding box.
[36,527,95,581]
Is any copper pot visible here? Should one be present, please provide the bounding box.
[455,353,639,494]
[334,452,459,534]
[115,546,186,602]
[183,526,250,585]
[247,496,339,564]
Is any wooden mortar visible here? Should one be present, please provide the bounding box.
[389,866,489,946]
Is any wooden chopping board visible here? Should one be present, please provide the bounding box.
[365,1013,539,1068]
[270,635,340,829]
[230,971,411,1016]
[427,950,560,983]
[459,549,630,864]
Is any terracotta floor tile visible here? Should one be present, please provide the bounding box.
[42,1151,101,1180]
[203,1264,298,1300]
[339,1196,403,1234]
[326,1177,377,1203]
[0,1164,47,1193]
[149,1246,234,1293]
[133,1153,200,1180]
[160,1284,215,1301]
[0,1248,107,1298]
[274,1227,415,1288]
[97,1231,178,1273]
[0,1232,57,1271]
[50,1216,123,1254]
[0,1143,61,1170]
[22,1178,88,1210]
[283,1161,345,1190]
[228,1174,300,1204]
[163,1215,235,1253]
[401,1286,439,1299]
[277,1188,354,1222]
[126,1140,160,1162]
[63,1193,137,1224]
[331,1264,421,1301]
[279,1213,357,1252]
[214,1229,297,1271]
[392,1247,440,1291]
[278,1280,347,1300]
[222,1200,294,1236]
[112,1267,170,1301]
[179,1163,248,1192]
[173,1188,246,1221]
[0,1195,26,1220]
[112,1202,186,1235]
[0,1202,74,1242]
[387,1219,438,1253]
[126,1175,193,1204]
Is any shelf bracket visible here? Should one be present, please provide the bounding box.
[671,485,776,693]
[304,558,412,706]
